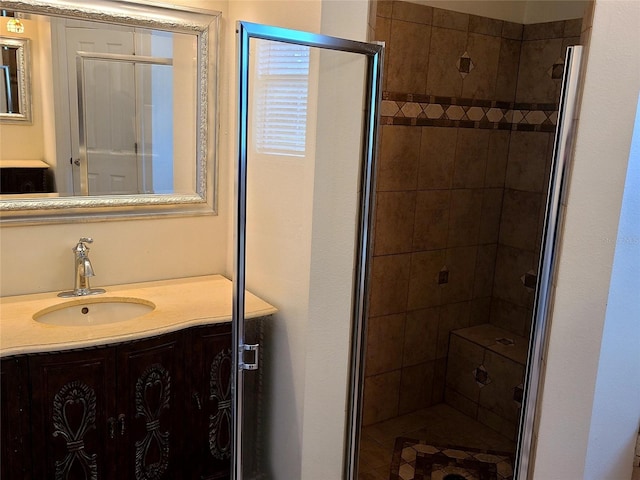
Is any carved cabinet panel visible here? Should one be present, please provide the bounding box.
[29,348,117,479]
[116,333,184,480]
[0,322,248,479]
[186,323,233,480]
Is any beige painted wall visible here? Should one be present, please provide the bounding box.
[533,0,640,478]
[0,0,231,297]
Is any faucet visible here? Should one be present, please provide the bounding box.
[58,237,106,298]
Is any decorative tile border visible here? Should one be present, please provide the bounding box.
[381,92,559,132]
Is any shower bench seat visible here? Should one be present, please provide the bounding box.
[445,323,528,442]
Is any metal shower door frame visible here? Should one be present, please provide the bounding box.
[232,21,383,480]
[515,45,584,478]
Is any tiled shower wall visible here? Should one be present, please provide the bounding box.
[363,0,582,426]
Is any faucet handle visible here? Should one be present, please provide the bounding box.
[79,237,93,245]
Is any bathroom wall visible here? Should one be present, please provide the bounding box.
[0,0,233,297]
[533,0,640,477]
[363,0,582,427]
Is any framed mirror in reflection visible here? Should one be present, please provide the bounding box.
[0,35,31,122]
[0,1,220,224]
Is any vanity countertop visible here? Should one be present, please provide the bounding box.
[0,275,277,357]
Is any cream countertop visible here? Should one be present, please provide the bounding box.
[0,275,277,357]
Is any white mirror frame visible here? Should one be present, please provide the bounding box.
[0,0,220,225]
[0,36,32,124]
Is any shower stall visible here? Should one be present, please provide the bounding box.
[358,1,588,478]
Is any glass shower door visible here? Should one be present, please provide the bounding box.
[233,22,382,480]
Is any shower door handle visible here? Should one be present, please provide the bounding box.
[239,344,259,371]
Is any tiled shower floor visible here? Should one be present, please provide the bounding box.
[358,403,515,480]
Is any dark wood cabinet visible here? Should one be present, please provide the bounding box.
[116,332,184,480]
[187,323,233,480]
[0,357,31,480]
[0,320,260,480]
[0,166,51,194]
[29,347,117,479]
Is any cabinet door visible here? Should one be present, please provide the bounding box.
[29,347,117,479]
[187,323,232,480]
[1,357,31,480]
[116,333,184,480]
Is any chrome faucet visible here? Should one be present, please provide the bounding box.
[58,237,106,297]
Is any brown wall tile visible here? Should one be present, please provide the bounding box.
[523,20,565,41]
[485,131,510,188]
[462,33,502,99]
[363,370,401,425]
[377,125,421,191]
[505,131,551,192]
[387,20,431,94]
[413,190,451,251]
[477,406,518,441]
[445,387,479,419]
[563,18,583,37]
[399,362,436,414]
[492,245,535,308]
[377,0,393,18]
[478,350,524,422]
[366,313,406,375]
[369,254,412,316]
[432,358,447,403]
[470,297,491,326]
[479,188,504,244]
[515,38,564,104]
[469,15,503,37]
[447,188,483,247]
[418,127,458,190]
[490,297,531,337]
[473,244,497,298]
[403,307,439,366]
[442,246,478,304]
[445,335,484,402]
[453,129,490,188]
[499,189,543,251]
[374,16,392,91]
[374,191,417,255]
[426,27,467,98]
[437,301,472,358]
[495,38,521,102]
[432,7,469,32]
[501,21,523,40]
[392,0,433,25]
[408,250,446,310]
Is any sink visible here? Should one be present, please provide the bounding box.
[33,297,155,326]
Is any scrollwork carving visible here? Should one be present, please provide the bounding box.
[209,348,232,460]
[134,364,171,480]
[52,381,98,480]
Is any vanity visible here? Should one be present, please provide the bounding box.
[0,275,276,479]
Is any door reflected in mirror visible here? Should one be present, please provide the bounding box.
[0,1,219,224]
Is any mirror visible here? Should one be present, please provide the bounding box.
[0,36,31,122]
[0,0,220,224]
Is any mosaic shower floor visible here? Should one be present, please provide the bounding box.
[358,404,515,480]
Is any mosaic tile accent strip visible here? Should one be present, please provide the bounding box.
[381,92,559,132]
[390,438,514,480]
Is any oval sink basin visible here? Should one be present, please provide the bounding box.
[33,297,155,326]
